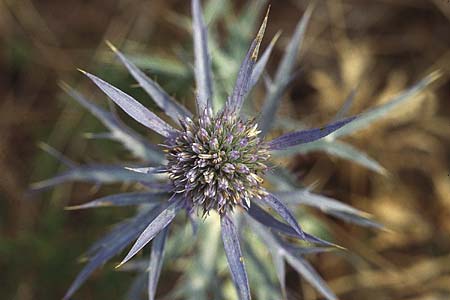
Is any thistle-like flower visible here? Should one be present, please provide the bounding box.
[34,1,438,299]
[165,110,270,215]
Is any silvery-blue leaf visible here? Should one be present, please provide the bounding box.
[83,132,114,140]
[192,0,214,113]
[65,192,167,210]
[272,250,286,298]
[31,165,160,191]
[126,273,147,300]
[80,70,175,137]
[302,233,341,248]
[268,117,356,150]
[275,189,382,228]
[274,235,334,256]
[284,253,337,300]
[247,203,340,248]
[140,182,173,192]
[247,219,328,261]
[247,202,298,239]
[247,217,278,246]
[260,193,305,239]
[86,207,166,258]
[259,6,313,135]
[64,208,159,300]
[263,72,273,91]
[266,166,305,190]
[248,32,280,91]
[127,54,189,78]
[274,189,370,218]
[117,197,183,268]
[328,210,384,229]
[61,83,163,162]
[85,218,135,258]
[124,166,166,174]
[332,87,358,122]
[269,7,313,84]
[148,226,169,300]
[221,214,251,300]
[329,72,440,139]
[107,42,192,124]
[320,141,386,174]
[226,7,269,114]
[38,142,76,168]
[273,139,387,175]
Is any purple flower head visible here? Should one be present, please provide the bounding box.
[165,111,270,215]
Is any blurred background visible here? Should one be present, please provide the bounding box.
[0,0,449,299]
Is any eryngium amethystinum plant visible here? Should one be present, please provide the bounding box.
[34,0,439,299]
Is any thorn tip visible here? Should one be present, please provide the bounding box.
[252,5,271,61]
[105,40,118,52]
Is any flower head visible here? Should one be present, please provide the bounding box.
[165,111,269,215]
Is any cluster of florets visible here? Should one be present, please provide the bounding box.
[164,111,270,215]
